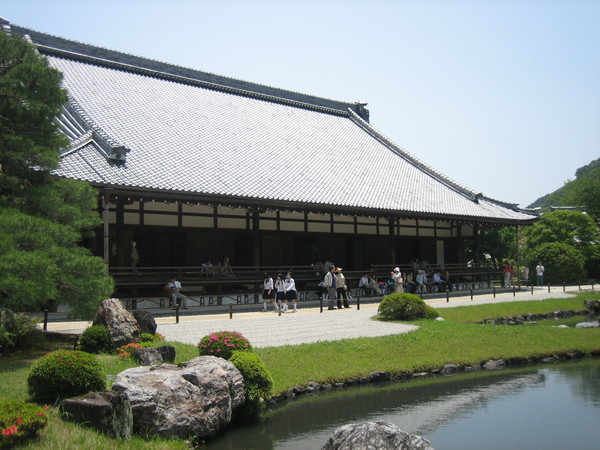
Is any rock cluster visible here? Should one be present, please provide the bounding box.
[482,309,587,325]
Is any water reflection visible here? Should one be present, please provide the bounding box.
[206,359,600,449]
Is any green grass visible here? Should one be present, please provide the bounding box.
[2,292,599,448]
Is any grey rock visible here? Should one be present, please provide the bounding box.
[131,309,157,335]
[112,356,244,438]
[133,347,163,365]
[156,345,176,363]
[483,359,505,371]
[61,390,132,440]
[93,298,141,348]
[440,364,460,375]
[369,371,390,382]
[322,420,434,450]
[575,321,599,328]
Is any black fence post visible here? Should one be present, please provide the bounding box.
[357,296,361,311]
[563,282,566,292]
[548,283,550,293]
[446,290,450,303]
[493,286,496,298]
[278,300,282,316]
[229,303,233,319]
[513,285,516,297]
[43,309,48,331]
[531,284,534,295]
[470,287,473,300]
[320,297,323,313]
[175,305,180,324]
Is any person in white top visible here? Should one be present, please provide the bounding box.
[167,276,189,308]
[359,273,372,296]
[261,273,276,312]
[535,262,545,287]
[393,267,404,294]
[275,274,286,311]
[283,272,298,313]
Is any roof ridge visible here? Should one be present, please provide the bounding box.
[10,23,369,119]
[347,109,482,200]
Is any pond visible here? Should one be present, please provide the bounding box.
[206,359,600,449]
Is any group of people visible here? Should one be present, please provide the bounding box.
[261,272,298,313]
[200,257,235,278]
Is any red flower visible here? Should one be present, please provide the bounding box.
[37,412,44,416]
[16,418,23,424]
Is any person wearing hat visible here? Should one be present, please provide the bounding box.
[392,267,404,294]
[334,267,351,309]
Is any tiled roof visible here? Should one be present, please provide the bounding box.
[9,22,535,224]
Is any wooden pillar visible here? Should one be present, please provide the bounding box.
[388,217,396,263]
[252,209,261,267]
[102,189,111,264]
[515,225,521,289]
[474,225,481,265]
[456,223,464,264]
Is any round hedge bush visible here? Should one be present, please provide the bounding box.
[229,350,273,421]
[197,331,252,360]
[27,350,106,403]
[0,399,48,448]
[378,293,428,320]
[76,325,112,354]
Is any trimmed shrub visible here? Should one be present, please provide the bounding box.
[0,399,48,448]
[378,293,428,320]
[27,350,106,403]
[197,331,252,360]
[140,332,165,343]
[229,350,273,421]
[423,304,440,320]
[76,325,112,354]
[0,308,45,352]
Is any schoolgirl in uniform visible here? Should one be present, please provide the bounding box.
[283,272,298,313]
[275,274,286,312]
[261,273,276,312]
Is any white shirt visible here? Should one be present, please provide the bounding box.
[284,277,296,292]
[536,265,545,275]
[263,277,274,290]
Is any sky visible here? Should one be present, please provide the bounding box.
[2,0,599,208]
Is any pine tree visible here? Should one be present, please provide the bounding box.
[0,31,113,318]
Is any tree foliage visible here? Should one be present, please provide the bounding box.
[525,242,586,284]
[523,210,599,280]
[0,31,113,318]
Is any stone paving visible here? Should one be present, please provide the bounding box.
[45,286,592,348]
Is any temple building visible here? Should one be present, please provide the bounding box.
[6,19,536,273]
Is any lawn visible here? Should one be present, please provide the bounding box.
[2,291,599,448]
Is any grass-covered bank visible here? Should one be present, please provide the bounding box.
[256,292,600,393]
[1,292,599,448]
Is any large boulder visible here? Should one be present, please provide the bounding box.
[131,309,157,335]
[93,298,141,348]
[112,356,245,439]
[60,390,132,440]
[322,420,434,450]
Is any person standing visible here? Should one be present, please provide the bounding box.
[275,274,286,312]
[261,273,276,312]
[283,272,298,313]
[393,267,404,294]
[536,262,545,287]
[522,266,530,287]
[503,262,513,288]
[130,241,140,276]
[335,268,350,309]
[324,266,337,310]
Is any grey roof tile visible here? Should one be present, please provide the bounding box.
[43,52,534,223]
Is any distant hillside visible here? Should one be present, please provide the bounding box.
[528,157,600,209]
